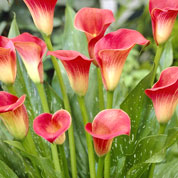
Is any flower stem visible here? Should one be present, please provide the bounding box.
[51,144,62,173]
[97,156,105,178]
[107,91,113,109]
[35,82,61,173]
[104,90,114,178]
[97,68,105,110]
[42,34,77,178]
[77,95,96,178]
[148,123,167,178]
[151,45,164,85]
[59,145,70,178]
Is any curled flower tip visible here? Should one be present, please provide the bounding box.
[12,33,47,84]
[0,92,29,140]
[23,0,57,35]
[0,36,16,84]
[47,50,93,96]
[94,28,150,91]
[85,109,130,156]
[145,67,178,123]
[33,110,71,144]
[149,0,178,45]
[74,7,115,65]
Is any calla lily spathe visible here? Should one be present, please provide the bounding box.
[85,109,130,156]
[149,0,178,45]
[47,50,93,96]
[33,110,71,144]
[74,7,115,65]
[12,33,47,84]
[23,0,57,35]
[94,28,150,91]
[145,67,178,123]
[0,36,16,84]
[0,92,29,140]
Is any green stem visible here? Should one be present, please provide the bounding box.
[51,144,62,173]
[77,95,96,178]
[104,90,114,178]
[35,82,61,173]
[59,145,70,178]
[35,83,50,113]
[42,34,77,178]
[97,68,105,110]
[151,45,164,85]
[159,123,167,134]
[97,156,105,178]
[148,123,167,178]
[106,91,113,109]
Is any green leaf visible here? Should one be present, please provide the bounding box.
[0,160,18,178]
[44,83,63,113]
[8,13,20,38]
[126,127,178,177]
[159,39,173,71]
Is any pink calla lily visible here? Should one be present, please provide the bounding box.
[23,0,57,35]
[94,28,150,91]
[149,0,178,45]
[0,36,16,84]
[74,7,115,65]
[47,50,93,96]
[12,33,47,83]
[85,109,130,157]
[33,110,71,144]
[0,92,29,140]
[145,67,178,123]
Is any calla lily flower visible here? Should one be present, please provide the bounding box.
[94,28,150,91]
[0,36,16,84]
[23,0,57,35]
[47,50,93,96]
[74,7,115,65]
[12,33,47,83]
[85,109,130,157]
[33,110,71,144]
[0,92,29,140]
[149,0,178,45]
[145,67,178,123]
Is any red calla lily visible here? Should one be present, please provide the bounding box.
[47,50,93,96]
[149,0,178,45]
[0,36,16,84]
[94,28,150,91]
[23,0,57,35]
[12,33,47,83]
[85,109,130,157]
[74,7,115,65]
[0,92,29,140]
[33,110,71,144]
[145,67,178,123]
